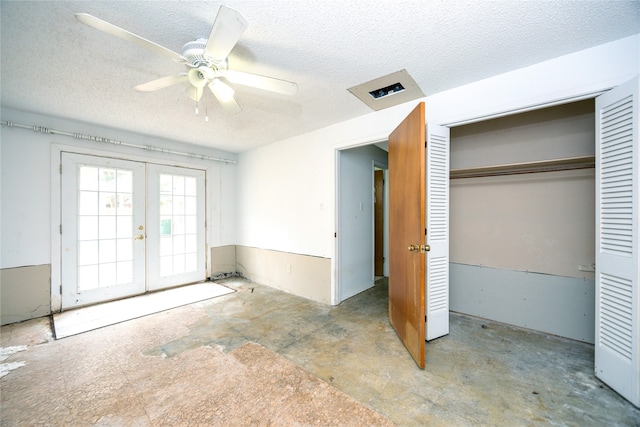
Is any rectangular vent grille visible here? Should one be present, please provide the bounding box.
[600,95,634,257]
[369,82,405,99]
[428,256,448,312]
[599,273,633,360]
[428,133,448,242]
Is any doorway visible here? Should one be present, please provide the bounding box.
[60,152,206,309]
[335,145,388,302]
[449,99,596,343]
[374,167,388,278]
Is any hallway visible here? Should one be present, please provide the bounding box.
[2,277,639,426]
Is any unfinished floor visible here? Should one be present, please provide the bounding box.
[1,277,639,426]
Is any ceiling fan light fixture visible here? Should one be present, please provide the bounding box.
[188,66,215,88]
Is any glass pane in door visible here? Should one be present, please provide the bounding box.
[147,164,206,291]
[158,174,199,277]
[76,166,135,291]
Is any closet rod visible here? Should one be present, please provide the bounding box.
[450,155,595,179]
[1,120,237,164]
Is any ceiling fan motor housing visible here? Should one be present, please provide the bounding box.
[182,38,226,70]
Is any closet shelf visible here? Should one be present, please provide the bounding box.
[450,155,595,179]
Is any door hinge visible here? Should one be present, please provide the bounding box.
[334,232,337,238]
[60,285,62,294]
[59,164,63,174]
[60,224,62,234]
[425,228,427,235]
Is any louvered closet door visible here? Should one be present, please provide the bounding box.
[595,76,639,408]
[426,124,450,341]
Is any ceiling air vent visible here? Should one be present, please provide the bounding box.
[369,82,405,99]
[348,69,425,111]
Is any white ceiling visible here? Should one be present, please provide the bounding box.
[1,1,639,153]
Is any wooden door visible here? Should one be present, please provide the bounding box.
[374,169,385,276]
[388,102,426,368]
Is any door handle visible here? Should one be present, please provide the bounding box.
[408,244,420,252]
[134,234,145,240]
[408,244,430,253]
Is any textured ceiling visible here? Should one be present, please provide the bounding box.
[1,1,639,153]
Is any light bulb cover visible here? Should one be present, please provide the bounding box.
[188,66,214,88]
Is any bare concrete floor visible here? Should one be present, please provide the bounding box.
[2,277,640,426]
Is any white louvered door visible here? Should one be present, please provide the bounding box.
[595,77,639,408]
[426,124,450,341]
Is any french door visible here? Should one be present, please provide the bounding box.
[60,153,206,309]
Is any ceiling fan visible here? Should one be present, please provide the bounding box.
[75,6,297,115]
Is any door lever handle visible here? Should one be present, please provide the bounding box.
[408,244,430,253]
[134,234,145,240]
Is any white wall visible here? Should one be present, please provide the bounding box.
[236,34,639,305]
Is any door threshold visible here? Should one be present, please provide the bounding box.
[53,283,234,339]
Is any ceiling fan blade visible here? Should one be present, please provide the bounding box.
[209,79,241,114]
[75,13,185,62]
[225,70,298,95]
[135,74,188,92]
[203,6,248,62]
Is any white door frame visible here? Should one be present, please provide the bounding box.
[51,143,211,313]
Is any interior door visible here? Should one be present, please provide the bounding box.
[595,76,639,408]
[61,153,146,308]
[388,102,427,368]
[374,169,385,277]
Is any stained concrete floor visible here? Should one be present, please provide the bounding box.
[2,277,640,426]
